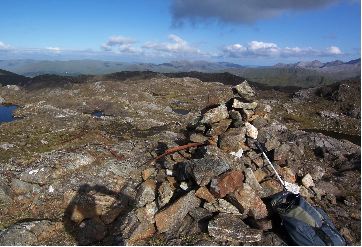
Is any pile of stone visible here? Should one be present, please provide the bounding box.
[116,81,305,245]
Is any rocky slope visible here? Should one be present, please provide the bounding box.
[0,75,360,245]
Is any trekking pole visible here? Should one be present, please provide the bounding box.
[256,141,300,194]
[255,141,286,189]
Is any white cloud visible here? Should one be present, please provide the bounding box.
[326,46,342,55]
[222,41,343,58]
[101,35,136,53]
[143,34,202,56]
[46,47,62,53]
[0,41,10,50]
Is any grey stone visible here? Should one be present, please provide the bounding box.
[245,122,258,139]
[157,181,175,208]
[189,133,209,143]
[201,104,229,124]
[232,99,258,110]
[136,179,156,207]
[10,178,40,195]
[0,220,54,245]
[0,181,11,205]
[229,110,244,127]
[208,213,262,243]
[265,137,280,151]
[219,127,247,153]
[204,199,241,214]
[244,168,263,193]
[183,156,230,186]
[301,174,315,188]
[205,119,232,137]
[155,190,200,233]
[234,81,256,101]
[189,207,213,221]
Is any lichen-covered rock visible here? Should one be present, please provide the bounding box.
[244,168,263,193]
[155,190,200,233]
[219,127,247,153]
[142,168,157,181]
[301,173,315,188]
[205,119,232,137]
[157,181,175,208]
[229,110,244,127]
[189,133,209,143]
[232,183,268,219]
[136,179,156,207]
[234,81,256,101]
[188,207,213,222]
[183,156,230,186]
[0,181,11,205]
[210,170,244,198]
[195,186,216,203]
[204,199,241,214]
[136,201,158,224]
[245,122,258,139]
[0,220,61,245]
[201,104,229,124]
[208,213,262,243]
[232,99,258,110]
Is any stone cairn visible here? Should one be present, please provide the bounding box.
[122,81,299,245]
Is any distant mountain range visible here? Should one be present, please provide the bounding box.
[0,58,360,88]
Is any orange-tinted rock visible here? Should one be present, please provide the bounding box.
[127,223,156,245]
[232,183,268,219]
[195,187,216,203]
[210,170,244,198]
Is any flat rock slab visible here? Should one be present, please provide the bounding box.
[184,156,230,186]
[208,213,262,243]
[155,190,200,233]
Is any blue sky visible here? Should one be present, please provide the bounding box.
[0,0,360,65]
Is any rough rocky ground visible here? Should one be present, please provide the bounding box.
[0,75,360,245]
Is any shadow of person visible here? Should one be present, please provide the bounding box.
[63,184,135,245]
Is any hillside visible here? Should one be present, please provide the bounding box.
[0,58,360,88]
[0,69,29,86]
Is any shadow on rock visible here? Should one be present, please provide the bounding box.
[63,184,135,245]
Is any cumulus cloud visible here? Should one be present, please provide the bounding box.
[142,34,202,56]
[326,46,342,55]
[222,41,343,58]
[171,0,339,25]
[101,35,138,53]
[0,41,10,50]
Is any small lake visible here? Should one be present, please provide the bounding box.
[91,110,105,118]
[0,105,18,124]
[303,129,361,146]
[172,108,190,116]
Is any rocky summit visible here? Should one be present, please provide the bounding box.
[0,74,360,245]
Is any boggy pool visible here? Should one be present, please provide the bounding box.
[0,105,18,124]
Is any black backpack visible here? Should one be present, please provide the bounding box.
[270,191,346,246]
